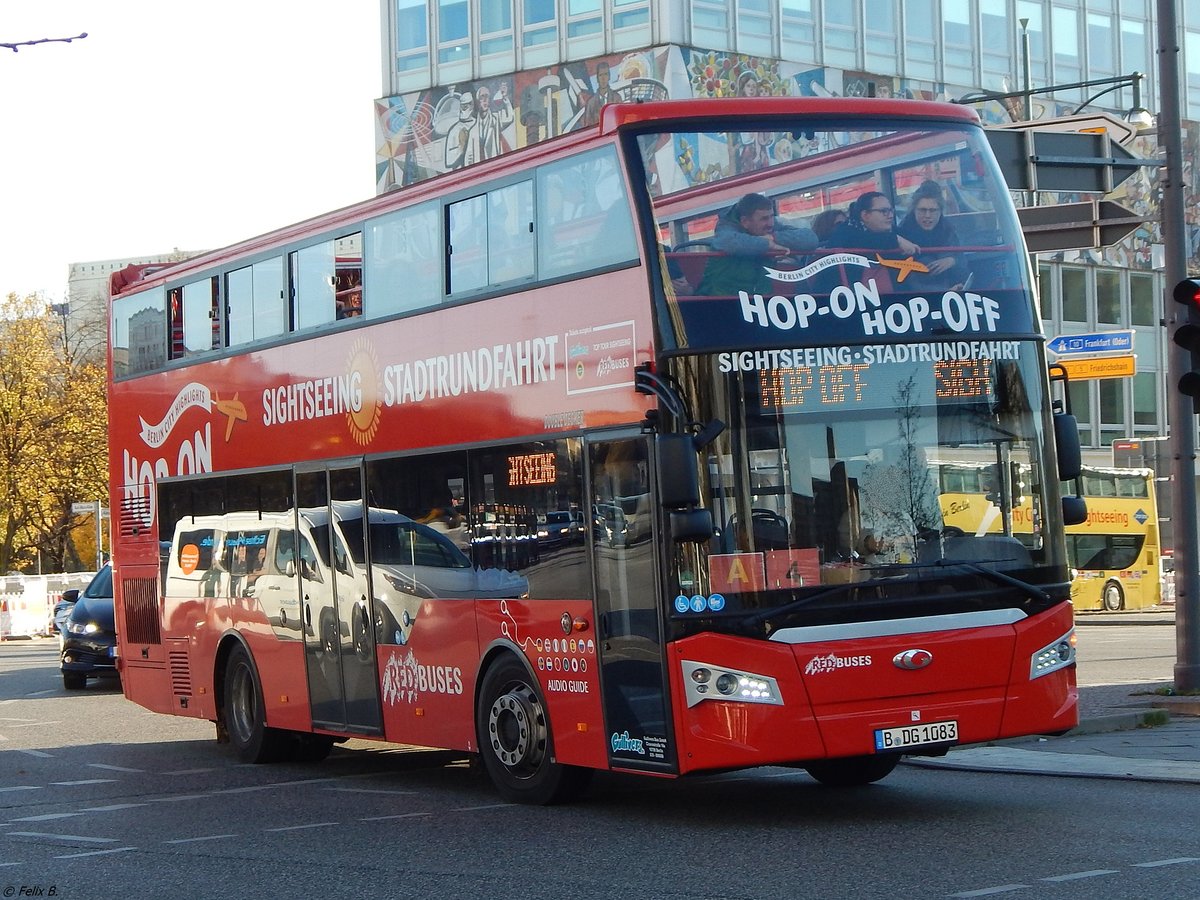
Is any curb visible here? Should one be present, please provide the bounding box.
[1150,696,1200,716]
[1073,615,1175,626]
[1066,707,1171,734]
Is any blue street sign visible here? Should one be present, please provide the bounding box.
[1047,330,1134,356]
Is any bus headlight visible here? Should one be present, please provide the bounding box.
[681,660,783,708]
[1029,628,1076,680]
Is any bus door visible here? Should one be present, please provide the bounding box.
[588,434,677,772]
[295,465,382,735]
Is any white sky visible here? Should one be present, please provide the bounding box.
[0,2,382,302]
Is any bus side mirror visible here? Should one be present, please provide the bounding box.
[1062,495,1087,526]
[657,433,701,509]
[671,508,714,543]
[1054,412,1082,481]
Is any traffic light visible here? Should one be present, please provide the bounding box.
[1172,278,1200,403]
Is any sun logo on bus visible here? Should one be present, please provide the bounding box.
[345,339,383,446]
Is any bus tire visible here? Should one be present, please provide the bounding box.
[476,655,591,805]
[803,753,900,787]
[1102,581,1125,611]
[224,644,288,764]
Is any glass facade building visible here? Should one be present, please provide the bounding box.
[374,0,1200,459]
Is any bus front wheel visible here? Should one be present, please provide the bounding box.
[475,655,591,805]
[1103,581,1125,612]
[803,753,900,787]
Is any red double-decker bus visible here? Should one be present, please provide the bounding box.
[108,98,1081,803]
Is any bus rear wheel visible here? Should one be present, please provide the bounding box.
[803,753,900,787]
[1102,581,1125,611]
[476,656,591,805]
[224,644,289,764]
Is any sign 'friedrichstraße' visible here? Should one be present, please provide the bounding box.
[1055,354,1136,381]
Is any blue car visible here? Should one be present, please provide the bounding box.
[60,564,117,690]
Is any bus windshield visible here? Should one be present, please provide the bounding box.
[623,111,1062,626]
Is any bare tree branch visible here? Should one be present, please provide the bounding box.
[2,33,88,53]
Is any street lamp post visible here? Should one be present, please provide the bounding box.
[956,72,1154,130]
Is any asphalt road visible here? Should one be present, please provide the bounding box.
[1,628,1195,900]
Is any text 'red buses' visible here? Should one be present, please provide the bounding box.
[108,97,1080,803]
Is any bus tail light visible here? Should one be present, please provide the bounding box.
[681,660,783,708]
[1029,628,1076,680]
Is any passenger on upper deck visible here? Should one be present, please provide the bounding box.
[811,208,847,243]
[824,191,920,256]
[697,193,818,296]
[896,180,969,292]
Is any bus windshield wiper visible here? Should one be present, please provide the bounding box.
[736,581,861,629]
[922,557,1051,603]
[866,557,1050,604]
[733,558,1051,630]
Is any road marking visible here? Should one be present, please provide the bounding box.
[324,787,418,795]
[6,832,118,844]
[1133,857,1200,867]
[165,834,237,844]
[15,749,54,758]
[87,763,145,773]
[50,779,117,786]
[80,803,147,812]
[148,794,208,803]
[1040,870,1119,881]
[10,813,79,822]
[54,847,136,859]
[163,768,216,775]
[0,717,38,722]
[264,822,340,832]
[452,803,511,811]
[948,887,1029,897]
[0,786,42,793]
[212,785,279,795]
[360,813,432,821]
[10,720,62,728]
[0,861,22,868]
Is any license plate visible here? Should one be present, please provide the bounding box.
[109,645,119,659]
[874,719,958,751]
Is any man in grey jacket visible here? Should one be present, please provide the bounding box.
[698,193,817,296]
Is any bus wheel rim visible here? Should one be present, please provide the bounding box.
[487,684,544,771]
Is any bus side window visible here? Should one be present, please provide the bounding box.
[291,240,337,331]
[536,146,637,280]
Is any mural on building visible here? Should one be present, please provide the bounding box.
[374,44,1189,272]
[375,49,672,190]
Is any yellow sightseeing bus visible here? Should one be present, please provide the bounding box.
[936,462,1161,612]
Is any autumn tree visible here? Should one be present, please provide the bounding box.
[0,292,107,573]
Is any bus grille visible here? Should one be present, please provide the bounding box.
[168,650,192,695]
[118,491,153,540]
[121,576,161,645]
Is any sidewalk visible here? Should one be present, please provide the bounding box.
[905,679,1200,784]
[905,605,1200,783]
